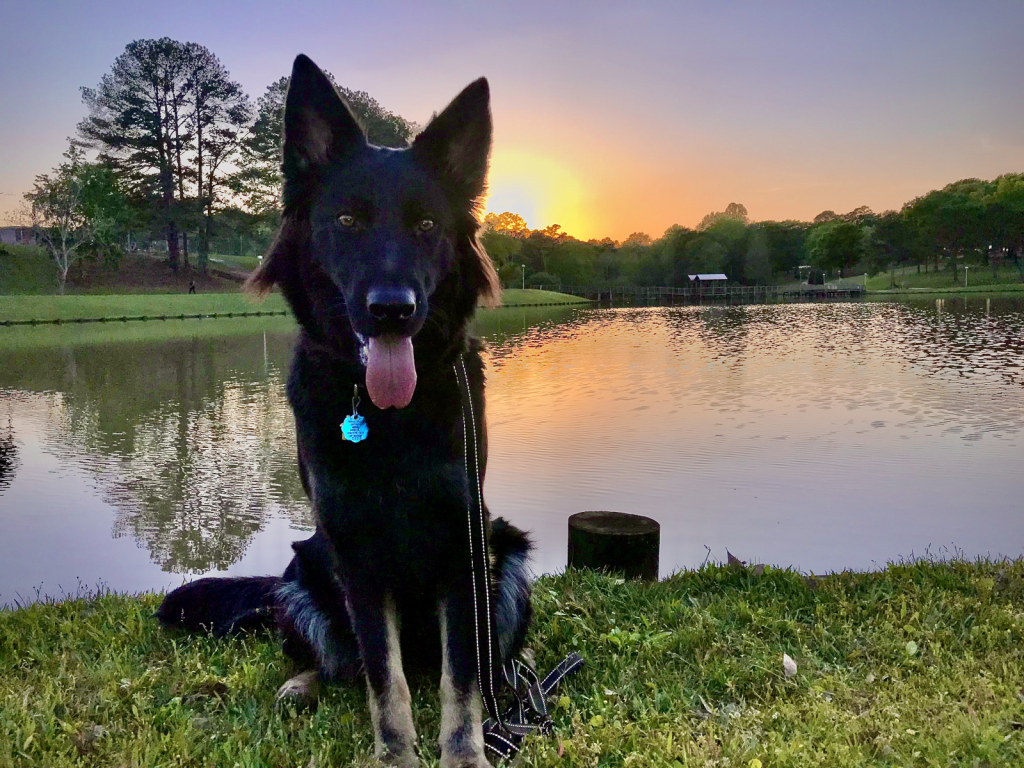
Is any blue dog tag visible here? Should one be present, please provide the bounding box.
[341,414,368,443]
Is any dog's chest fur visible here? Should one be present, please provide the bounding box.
[287,334,485,589]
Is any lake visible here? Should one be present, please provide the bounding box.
[1,296,1022,604]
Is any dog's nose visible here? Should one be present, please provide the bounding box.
[367,288,417,322]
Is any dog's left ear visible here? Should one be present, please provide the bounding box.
[283,54,366,177]
[413,78,491,202]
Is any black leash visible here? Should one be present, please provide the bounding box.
[454,355,583,760]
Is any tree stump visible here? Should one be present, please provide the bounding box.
[567,511,660,582]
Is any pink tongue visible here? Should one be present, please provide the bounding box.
[365,336,417,409]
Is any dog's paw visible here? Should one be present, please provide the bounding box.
[274,670,320,710]
[439,756,493,768]
[375,751,420,768]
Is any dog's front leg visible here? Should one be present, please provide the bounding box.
[346,587,418,767]
[439,593,492,768]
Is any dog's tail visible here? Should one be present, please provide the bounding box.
[156,576,281,637]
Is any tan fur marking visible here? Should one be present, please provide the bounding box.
[275,669,320,708]
[367,596,417,765]
[439,604,490,768]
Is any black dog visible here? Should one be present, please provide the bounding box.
[158,55,533,768]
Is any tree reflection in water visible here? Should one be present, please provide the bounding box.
[0,322,311,573]
[0,297,1021,581]
[0,408,17,493]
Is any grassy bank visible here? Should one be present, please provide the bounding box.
[0,247,244,296]
[868,284,1024,297]
[499,288,590,306]
[866,264,1024,293]
[0,293,290,323]
[0,289,585,324]
[2,560,1022,767]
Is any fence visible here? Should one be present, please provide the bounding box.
[534,284,866,303]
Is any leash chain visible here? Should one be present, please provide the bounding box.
[454,355,583,760]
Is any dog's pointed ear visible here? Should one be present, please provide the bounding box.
[413,78,491,201]
[283,54,365,175]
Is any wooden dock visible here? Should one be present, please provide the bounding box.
[541,284,866,304]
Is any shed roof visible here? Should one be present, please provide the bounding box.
[687,273,728,281]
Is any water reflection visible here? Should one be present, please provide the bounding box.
[0,297,1022,600]
[0,320,310,586]
[0,406,16,493]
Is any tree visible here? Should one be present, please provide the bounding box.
[904,185,986,280]
[232,78,290,216]
[483,211,530,238]
[546,239,600,284]
[79,38,195,271]
[623,231,652,247]
[806,220,866,274]
[183,46,251,271]
[519,229,558,274]
[76,160,135,263]
[701,217,748,280]
[867,211,916,287]
[757,220,808,275]
[24,144,130,293]
[540,223,568,242]
[480,229,524,286]
[744,227,772,285]
[233,74,414,215]
[697,202,748,231]
[988,174,1024,277]
[839,205,875,224]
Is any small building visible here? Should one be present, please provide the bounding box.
[687,273,728,284]
[0,227,35,246]
[688,273,728,295]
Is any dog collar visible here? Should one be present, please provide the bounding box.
[340,384,368,442]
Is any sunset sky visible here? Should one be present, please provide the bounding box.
[1,1,1022,241]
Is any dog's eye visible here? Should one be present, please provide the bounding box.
[338,214,356,227]
[418,219,435,232]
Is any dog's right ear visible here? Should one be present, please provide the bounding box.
[282,54,365,177]
[248,56,363,296]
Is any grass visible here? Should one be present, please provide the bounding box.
[0,293,289,323]
[0,246,245,296]
[866,264,1024,294]
[0,289,585,324]
[207,253,263,273]
[0,245,61,294]
[0,246,588,311]
[2,560,1023,767]
[498,289,590,307]
[0,314,299,352]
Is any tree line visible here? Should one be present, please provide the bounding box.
[483,181,1024,290]
[19,37,1024,293]
[21,37,414,291]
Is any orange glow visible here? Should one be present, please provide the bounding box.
[484,149,595,240]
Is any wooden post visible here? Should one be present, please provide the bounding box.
[568,511,660,581]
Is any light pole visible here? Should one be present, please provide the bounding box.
[965,265,969,288]
[521,264,526,290]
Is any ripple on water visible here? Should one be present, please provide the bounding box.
[0,299,1022,599]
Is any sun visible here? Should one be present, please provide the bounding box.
[484,149,593,239]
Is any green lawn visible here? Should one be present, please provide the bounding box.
[0,293,289,323]
[0,289,586,323]
[207,252,263,273]
[0,314,299,352]
[867,264,1024,293]
[0,245,60,294]
[498,289,589,307]
[1,561,1022,767]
